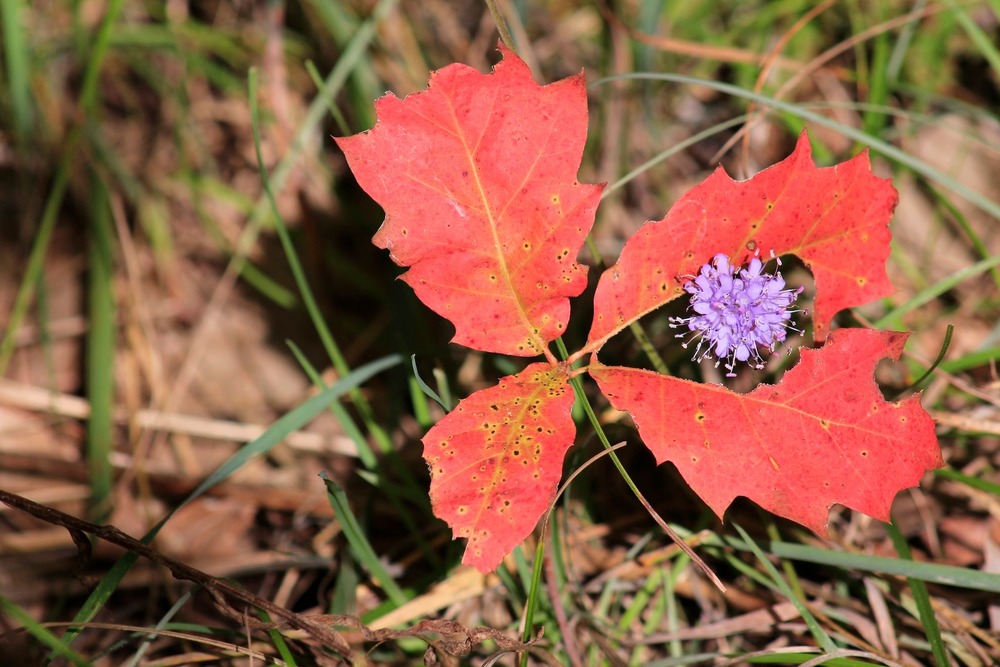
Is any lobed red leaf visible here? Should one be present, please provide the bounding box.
[424,362,576,572]
[337,45,602,356]
[587,133,898,351]
[590,329,943,533]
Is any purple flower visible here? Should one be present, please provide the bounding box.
[669,253,803,377]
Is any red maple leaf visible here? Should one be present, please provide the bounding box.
[337,44,602,357]
[339,46,942,572]
[590,329,943,533]
[423,363,576,571]
[586,133,898,352]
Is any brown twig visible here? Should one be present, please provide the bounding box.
[0,488,564,663]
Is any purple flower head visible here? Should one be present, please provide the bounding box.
[669,252,804,377]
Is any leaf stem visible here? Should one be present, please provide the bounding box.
[485,0,515,52]
[553,338,725,591]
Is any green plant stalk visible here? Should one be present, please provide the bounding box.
[520,334,664,663]
[86,173,116,520]
[0,0,32,138]
[885,520,950,666]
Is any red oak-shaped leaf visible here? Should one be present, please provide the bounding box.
[590,329,942,533]
[424,362,576,571]
[337,45,602,356]
[587,133,897,350]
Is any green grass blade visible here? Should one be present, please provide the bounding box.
[125,590,193,667]
[519,532,548,661]
[853,1,891,139]
[77,0,125,114]
[934,467,1000,497]
[181,354,400,507]
[286,340,377,468]
[0,145,73,375]
[248,67,433,533]
[85,174,116,521]
[0,594,90,666]
[591,73,1000,223]
[885,520,950,666]
[604,114,750,196]
[939,346,1000,374]
[0,0,126,375]
[0,0,32,138]
[410,354,449,411]
[873,254,1000,329]
[248,67,343,397]
[731,524,837,653]
[897,324,952,396]
[258,609,299,667]
[927,185,1000,290]
[695,532,1000,593]
[321,474,409,607]
[945,0,1000,80]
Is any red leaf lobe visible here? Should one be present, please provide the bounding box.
[424,362,576,571]
[590,329,942,533]
[588,133,898,352]
[338,45,602,356]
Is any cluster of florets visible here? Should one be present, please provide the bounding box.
[669,252,803,377]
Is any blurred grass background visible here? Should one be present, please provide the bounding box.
[0,0,998,665]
